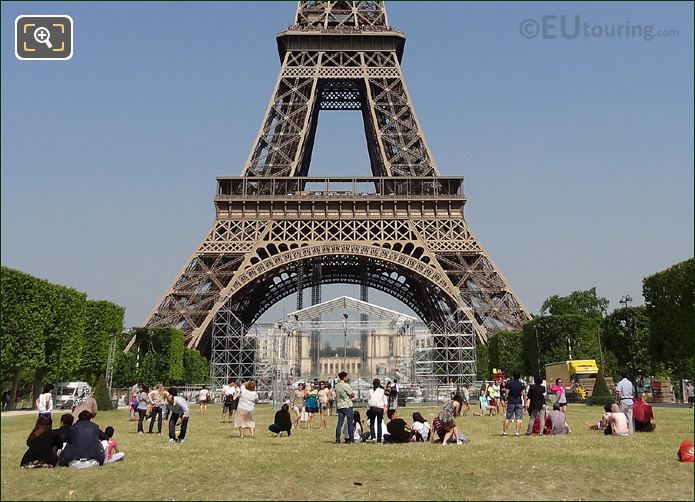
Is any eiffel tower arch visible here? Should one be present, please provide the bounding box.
[135,1,531,386]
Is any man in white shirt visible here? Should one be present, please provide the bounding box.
[167,387,190,443]
[615,373,635,435]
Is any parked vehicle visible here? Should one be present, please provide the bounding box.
[545,360,600,401]
[54,381,89,410]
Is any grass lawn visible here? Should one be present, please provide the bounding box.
[1,403,693,501]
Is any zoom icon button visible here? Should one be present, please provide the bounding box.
[16,15,73,60]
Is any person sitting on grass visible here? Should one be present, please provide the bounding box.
[411,412,430,442]
[587,404,629,436]
[59,410,105,468]
[587,403,613,433]
[633,394,656,432]
[384,408,411,443]
[101,426,125,463]
[346,410,364,443]
[269,403,293,437]
[20,415,63,468]
[473,393,497,416]
[547,403,570,435]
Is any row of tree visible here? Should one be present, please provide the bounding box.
[1,267,124,410]
[478,258,694,383]
[1,267,209,411]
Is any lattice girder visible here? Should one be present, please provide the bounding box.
[139,2,532,392]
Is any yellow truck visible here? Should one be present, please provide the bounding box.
[544,360,604,401]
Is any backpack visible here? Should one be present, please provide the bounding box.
[678,440,694,462]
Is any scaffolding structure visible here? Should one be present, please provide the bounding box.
[210,297,476,404]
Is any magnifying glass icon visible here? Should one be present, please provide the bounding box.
[34,26,53,49]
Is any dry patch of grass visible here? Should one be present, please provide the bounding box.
[1,404,693,500]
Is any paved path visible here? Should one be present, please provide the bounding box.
[1,407,129,419]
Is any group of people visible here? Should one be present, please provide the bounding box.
[20,384,124,468]
[265,373,462,446]
[288,380,334,431]
[126,382,193,443]
[585,374,656,436]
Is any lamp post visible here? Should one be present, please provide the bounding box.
[534,320,542,376]
[619,295,634,376]
[342,313,349,372]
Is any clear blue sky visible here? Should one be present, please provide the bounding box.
[2,1,693,327]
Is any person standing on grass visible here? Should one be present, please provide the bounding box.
[367,378,387,443]
[222,379,234,423]
[686,382,694,408]
[198,386,210,414]
[327,382,335,416]
[167,387,190,444]
[390,380,399,410]
[461,384,471,416]
[525,376,547,436]
[291,383,306,429]
[334,372,355,444]
[502,372,525,437]
[235,381,259,438]
[549,378,569,414]
[304,382,320,430]
[136,385,150,435]
[36,384,54,419]
[615,372,635,435]
[318,381,330,429]
[148,384,166,434]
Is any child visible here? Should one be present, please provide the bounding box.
[101,426,125,463]
[345,410,364,443]
[129,393,138,421]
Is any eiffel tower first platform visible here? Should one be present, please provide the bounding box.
[135,1,531,384]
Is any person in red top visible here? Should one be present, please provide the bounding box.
[632,394,655,432]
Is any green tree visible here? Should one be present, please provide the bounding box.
[643,258,694,379]
[541,287,609,320]
[586,369,613,406]
[82,300,125,382]
[183,349,210,384]
[93,374,112,411]
[475,343,489,380]
[1,268,52,410]
[601,306,652,380]
[487,330,523,375]
[522,315,602,378]
[128,327,187,385]
[112,350,137,388]
[36,284,87,404]
[167,329,185,383]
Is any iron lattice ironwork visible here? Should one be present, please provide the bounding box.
[135,2,531,386]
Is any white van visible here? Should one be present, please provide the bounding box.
[54,381,89,410]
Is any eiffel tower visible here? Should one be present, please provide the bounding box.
[136,1,531,383]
